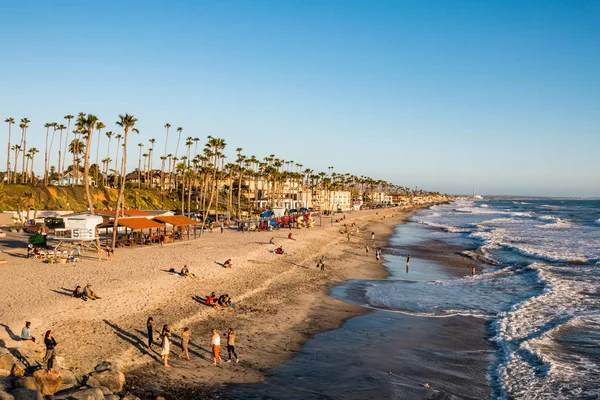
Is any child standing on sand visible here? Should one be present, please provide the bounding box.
[365,243,369,255]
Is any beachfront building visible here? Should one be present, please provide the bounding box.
[310,189,352,212]
[371,191,393,205]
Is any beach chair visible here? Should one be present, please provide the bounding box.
[47,250,55,258]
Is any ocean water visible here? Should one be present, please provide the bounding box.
[377,199,600,399]
[229,199,600,399]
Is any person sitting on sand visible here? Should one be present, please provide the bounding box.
[181,265,193,278]
[72,285,85,300]
[205,292,220,310]
[269,237,275,245]
[275,246,284,255]
[223,259,233,268]
[218,294,231,307]
[287,232,293,240]
[21,321,35,342]
[83,284,101,300]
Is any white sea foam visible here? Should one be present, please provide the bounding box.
[469,216,600,263]
[494,264,600,398]
[595,218,600,225]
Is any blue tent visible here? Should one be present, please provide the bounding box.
[288,209,298,214]
[299,207,308,213]
[260,210,274,218]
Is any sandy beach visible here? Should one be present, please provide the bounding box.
[0,205,437,397]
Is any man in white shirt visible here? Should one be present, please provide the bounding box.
[21,321,35,342]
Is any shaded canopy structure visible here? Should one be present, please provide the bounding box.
[98,218,165,247]
[152,215,200,240]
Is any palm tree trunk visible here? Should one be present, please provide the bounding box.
[21,129,27,183]
[83,129,95,214]
[5,124,11,183]
[112,132,128,248]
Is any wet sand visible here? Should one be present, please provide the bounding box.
[227,219,495,399]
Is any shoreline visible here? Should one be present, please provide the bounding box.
[0,204,443,399]
[227,204,494,399]
[126,206,422,398]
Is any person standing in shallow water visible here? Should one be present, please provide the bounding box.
[147,317,154,350]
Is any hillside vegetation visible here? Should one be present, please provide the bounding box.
[0,183,182,212]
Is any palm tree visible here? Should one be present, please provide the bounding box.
[159,155,167,190]
[162,123,171,190]
[104,131,113,184]
[95,121,105,184]
[75,113,99,212]
[148,138,156,187]
[137,142,144,189]
[202,136,226,233]
[68,138,85,185]
[175,127,183,160]
[56,124,66,182]
[235,147,244,218]
[114,133,123,178]
[28,148,39,182]
[47,123,58,185]
[112,114,138,248]
[185,137,193,167]
[62,115,74,176]
[11,145,21,184]
[5,118,15,183]
[193,137,200,158]
[19,118,30,183]
[43,123,52,184]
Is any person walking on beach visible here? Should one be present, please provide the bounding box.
[220,223,224,234]
[178,327,191,360]
[21,321,35,342]
[43,330,57,371]
[365,243,369,255]
[371,232,375,241]
[406,255,411,267]
[146,317,155,350]
[375,247,381,262]
[211,328,223,365]
[226,328,239,363]
[161,325,171,367]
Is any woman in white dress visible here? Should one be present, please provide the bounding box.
[161,324,171,368]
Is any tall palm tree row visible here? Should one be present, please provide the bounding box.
[2,113,434,219]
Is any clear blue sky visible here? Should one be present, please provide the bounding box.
[1,0,598,197]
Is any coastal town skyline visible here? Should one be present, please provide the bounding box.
[1,1,598,197]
